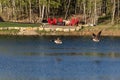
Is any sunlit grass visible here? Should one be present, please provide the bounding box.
[81,24,120,32]
[0,29,19,34]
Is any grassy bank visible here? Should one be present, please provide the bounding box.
[0,22,119,36]
[0,29,19,35]
[79,24,120,36]
[0,22,41,27]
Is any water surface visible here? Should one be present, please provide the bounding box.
[0,36,120,80]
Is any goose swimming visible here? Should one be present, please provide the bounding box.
[54,37,62,44]
[92,30,102,42]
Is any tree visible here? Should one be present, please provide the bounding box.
[117,0,120,23]
[94,0,97,25]
[0,0,119,24]
[0,1,2,14]
[64,0,71,19]
[111,0,116,24]
[28,0,32,22]
[83,0,86,24]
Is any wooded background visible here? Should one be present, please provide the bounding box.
[0,0,119,25]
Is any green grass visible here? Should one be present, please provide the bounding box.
[0,29,19,35]
[0,22,41,27]
[104,24,120,30]
[80,23,120,32]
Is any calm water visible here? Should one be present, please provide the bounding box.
[0,36,120,80]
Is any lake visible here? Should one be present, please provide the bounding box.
[0,36,120,80]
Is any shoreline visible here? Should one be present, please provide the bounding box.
[0,30,120,37]
[0,25,119,36]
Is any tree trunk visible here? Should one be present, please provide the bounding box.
[75,1,77,14]
[111,0,116,25]
[29,0,32,23]
[117,0,119,20]
[46,6,48,19]
[89,0,92,24]
[47,0,50,18]
[64,0,71,19]
[19,0,22,18]
[25,5,28,19]
[38,0,41,18]
[12,0,16,22]
[94,0,97,25]
[0,2,2,14]
[83,0,86,24]
[41,5,45,21]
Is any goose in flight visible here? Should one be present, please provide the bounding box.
[92,30,102,42]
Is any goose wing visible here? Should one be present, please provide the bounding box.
[92,33,96,38]
[97,30,102,37]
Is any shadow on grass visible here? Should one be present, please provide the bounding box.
[98,15,111,24]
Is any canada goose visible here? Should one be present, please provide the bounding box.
[92,30,102,42]
[54,37,62,44]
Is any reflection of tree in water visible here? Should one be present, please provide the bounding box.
[34,52,120,58]
[83,52,119,58]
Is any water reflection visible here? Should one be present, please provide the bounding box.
[0,56,120,80]
[0,36,120,80]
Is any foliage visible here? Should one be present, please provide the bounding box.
[0,0,119,24]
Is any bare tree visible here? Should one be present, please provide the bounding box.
[111,0,116,24]
[29,0,32,22]
[38,0,41,18]
[11,0,16,21]
[83,0,86,24]
[117,0,120,22]
[65,0,71,19]
[0,1,2,14]
[47,0,50,18]
[41,4,45,21]
[94,0,97,25]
